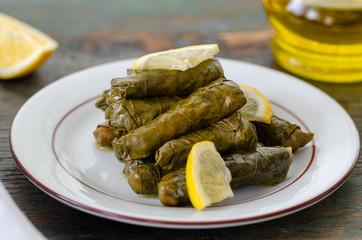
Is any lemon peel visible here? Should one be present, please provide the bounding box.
[133,44,219,71]
[0,12,58,79]
[186,141,233,210]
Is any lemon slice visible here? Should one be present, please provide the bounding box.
[133,44,219,71]
[238,84,273,124]
[0,13,58,79]
[186,141,233,210]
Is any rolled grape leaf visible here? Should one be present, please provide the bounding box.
[106,88,125,105]
[155,111,258,170]
[108,96,182,132]
[111,58,224,99]
[95,90,109,111]
[112,78,246,161]
[93,121,126,147]
[158,168,190,206]
[126,161,161,194]
[252,116,314,152]
[123,159,147,176]
[224,147,294,187]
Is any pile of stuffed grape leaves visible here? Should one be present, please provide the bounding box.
[93,46,314,209]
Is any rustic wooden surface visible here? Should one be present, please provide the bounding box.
[1,0,361,239]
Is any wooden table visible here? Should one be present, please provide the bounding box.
[1,0,361,239]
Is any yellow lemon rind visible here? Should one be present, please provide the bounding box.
[238,84,273,124]
[186,141,234,211]
[0,12,58,79]
[133,44,219,71]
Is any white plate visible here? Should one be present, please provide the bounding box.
[10,58,359,229]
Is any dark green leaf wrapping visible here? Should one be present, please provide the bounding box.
[95,90,109,111]
[224,147,293,188]
[123,159,146,176]
[93,121,126,147]
[108,96,182,132]
[112,79,246,161]
[155,111,258,170]
[126,161,161,194]
[110,58,224,99]
[106,88,124,105]
[253,116,314,152]
[158,168,190,206]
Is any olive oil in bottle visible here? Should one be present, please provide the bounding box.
[263,0,362,83]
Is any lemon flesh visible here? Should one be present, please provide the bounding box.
[238,84,273,124]
[133,44,219,71]
[0,12,58,79]
[186,141,233,210]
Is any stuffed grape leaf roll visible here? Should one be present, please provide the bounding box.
[112,78,246,161]
[155,111,257,170]
[158,168,190,206]
[111,58,224,99]
[108,96,182,132]
[224,147,293,187]
[105,88,124,105]
[95,90,109,111]
[252,116,314,152]
[93,121,125,146]
[124,160,161,194]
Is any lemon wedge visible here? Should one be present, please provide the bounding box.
[133,44,219,71]
[186,141,233,210]
[238,84,273,124]
[0,12,58,79]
